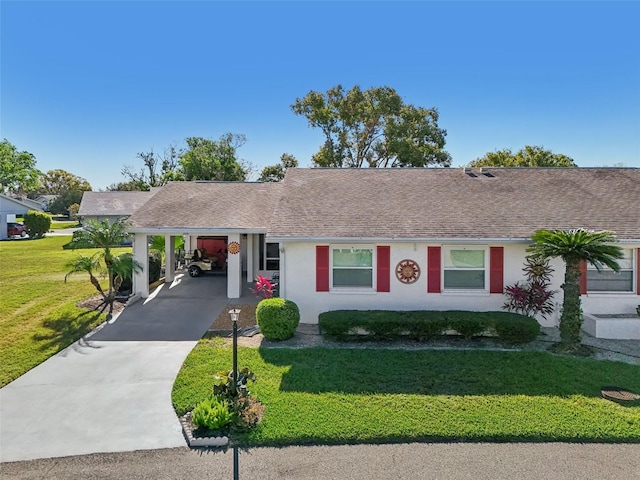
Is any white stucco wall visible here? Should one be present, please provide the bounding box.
[280,242,639,326]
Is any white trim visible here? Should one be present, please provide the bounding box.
[270,236,534,244]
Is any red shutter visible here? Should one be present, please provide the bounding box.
[579,259,587,295]
[376,246,390,292]
[637,249,640,295]
[316,246,329,292]
[489,247,504,294]
[427,246,441,293]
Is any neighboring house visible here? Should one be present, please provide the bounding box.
[34,195,58,211]
[126,168,640,336]
[0,194,41,240]
[78,190,159,225]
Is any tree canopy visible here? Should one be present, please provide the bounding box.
[469,146,577,168]
[291,85,451,168]
[39,169,92,195]
[120,145,182,190]
[258,153,298,182]
[179,134,250,181]
[0,139,41,194]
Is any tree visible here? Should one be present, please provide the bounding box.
[527,229,623,351]
[106,180,149,191]
[469,146,577,167]
[121,145,182,190]
[258,153,298,182]
[39,169,92,195]
[0,139,41,194]
[291,85,452,168]
[179,134,250,181]
[49,190,85,216]
[66,219,141,319]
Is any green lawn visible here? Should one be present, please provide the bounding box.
[173,339,640,445]
[0,236,129,386]
[50,221,79,230]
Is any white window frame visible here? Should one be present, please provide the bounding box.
[587,248,636,294]
[442,246,489,292]
[330,245,376,291]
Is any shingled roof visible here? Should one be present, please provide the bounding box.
[128,181,283,231]
[78,191,157,217]
[268,168,640,241]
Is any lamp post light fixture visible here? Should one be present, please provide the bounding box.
[228,308,241,396]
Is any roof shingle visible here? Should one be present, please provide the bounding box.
[268,168,640,241]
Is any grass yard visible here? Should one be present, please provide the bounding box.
[0,236,129,386]
[173,339,640,445]
[50,221,79,230]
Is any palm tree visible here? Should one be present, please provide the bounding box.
[68,219,141,318]
[527,229,623,350]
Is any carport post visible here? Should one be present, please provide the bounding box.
[164,235,175,283]
[133,233,149,298]
[227,233,242,298]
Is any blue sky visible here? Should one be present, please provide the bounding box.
[2,1,639,190]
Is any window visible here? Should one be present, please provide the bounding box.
[587,248,634,292]
[258,234,280,270]
[265,242,280,270]
[331,247,374,288]
[443,247,486,290]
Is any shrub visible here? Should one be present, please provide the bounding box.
[213,368,256,399]
[503,256,556,320]
[23,210,51,239]
[232,395,265,432]
[319,310,540,344]
[148,251,162,284]
[449,316,488,339]
[492,314,541,344]
[256,298,300,340]
[191,396,233,431]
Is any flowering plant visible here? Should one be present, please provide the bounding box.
[251,274,277,299]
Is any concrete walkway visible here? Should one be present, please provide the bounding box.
[0,274,231,463]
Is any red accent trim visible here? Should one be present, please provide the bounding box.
[579,260,587,295]
[637,249,640,296]
[376,246,391,292]
[427,246,441,293]
[489,247,504,294]
[316,246,329,292]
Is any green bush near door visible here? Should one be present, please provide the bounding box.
[256,298,300,340]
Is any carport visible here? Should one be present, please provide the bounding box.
[0,193,42,240]
[126,181,283,302]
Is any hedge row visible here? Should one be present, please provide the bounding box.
[318,310,540,344]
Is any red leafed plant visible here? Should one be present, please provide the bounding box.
[503,256,556,319]
[251,274,277,299]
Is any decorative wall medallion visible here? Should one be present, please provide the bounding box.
[395,259,420,284]
[228,241,241,255]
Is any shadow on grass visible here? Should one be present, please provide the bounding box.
[258,347,640,399]
[33,309,104,354]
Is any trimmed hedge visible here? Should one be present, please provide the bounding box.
[256,298,300,340]
[319,310,540,344]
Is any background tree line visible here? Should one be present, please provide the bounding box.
[4,84,612,208]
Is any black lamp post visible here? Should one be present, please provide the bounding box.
[228,308,240,396]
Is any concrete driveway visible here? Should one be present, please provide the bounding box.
[0,274,230,463]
